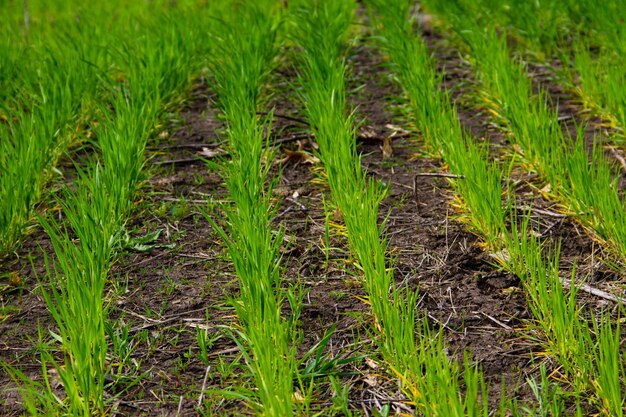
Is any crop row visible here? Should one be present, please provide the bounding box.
[203,2,298,414]
[0,1,212,255]
[424,0,626,264]
[3,1,224,414]
[452,0,626,141]
[373,0,625,414]
[2,0,625,415]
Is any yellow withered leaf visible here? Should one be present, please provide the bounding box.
[381,136,393,160]
[365,357,379,369]
[9,272,21,287]
[363,373,379,387]
[279,140,320,165]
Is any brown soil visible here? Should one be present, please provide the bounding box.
[1,16,623,417]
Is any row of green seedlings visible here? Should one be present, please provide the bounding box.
[203,3,302,415]
[564,0,626,137]
[438,0,626,149]
[289,0,488,415]
[0,1,199,256]
[432,9,626,413]
[0,0,103,107]
[0,16,105,255]
[3,5,215,415]
[0,0,193,104]
[370,0,625,414]
[0,1,146,110]
[479,0,626,141]
[425,0,626,264]
[438,0,626,165]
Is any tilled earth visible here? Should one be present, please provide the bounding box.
[1,20,624,417]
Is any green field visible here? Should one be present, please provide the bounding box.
[1,0,625,415]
